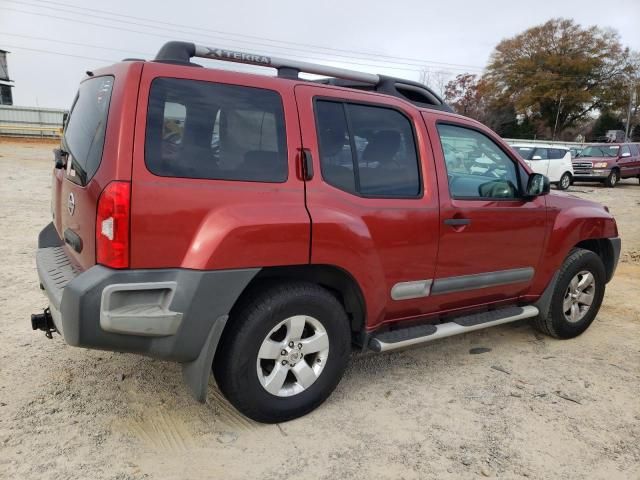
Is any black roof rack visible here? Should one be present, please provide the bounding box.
[154,41,451,111]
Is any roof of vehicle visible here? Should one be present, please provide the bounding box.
[150,41,452,112]
[510,143,569,150]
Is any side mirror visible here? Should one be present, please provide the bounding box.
[531,155,542,160]
[621,152,631,158]
[525,173,550,198]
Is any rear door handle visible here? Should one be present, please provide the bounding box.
[444,218,471,226]
[301,149,314,180]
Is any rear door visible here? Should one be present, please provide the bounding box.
[130,63,309,270]
[618,145,635,178]
[294,85,440,329]
[53,62,141,270]
[531,148,551,178]
[424,113,547,310]
[625,144,640,177]
[546,148,570,182]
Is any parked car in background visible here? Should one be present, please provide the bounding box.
[32,41,620,423]
[511,144,574,190]
[569,147,583,159]
[572,143,640,187]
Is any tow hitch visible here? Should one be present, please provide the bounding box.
[31,307,57,339]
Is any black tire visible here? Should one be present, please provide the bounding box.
[214,282,351,423]
[533,248,606,339]
[557,172,571,190]
[604,169,619,188]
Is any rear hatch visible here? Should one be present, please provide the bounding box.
[51,75,115,270]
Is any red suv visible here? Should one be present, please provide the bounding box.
[34,42,621,423]
[572,143,640,187]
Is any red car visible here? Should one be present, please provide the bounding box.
[34,41,620,423]
[572,143,640,187]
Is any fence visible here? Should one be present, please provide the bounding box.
[0,105,66,138]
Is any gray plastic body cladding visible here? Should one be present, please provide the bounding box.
[605,237,621,282]
[39,222,64,248]
[59,265,259,362]
[431,267,534,295]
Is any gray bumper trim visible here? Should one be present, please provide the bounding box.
[58,265,259,362]
[36,241,259,362]
[431,267,534,296]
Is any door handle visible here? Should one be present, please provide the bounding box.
[444,218,471,226]
[301,149,314,180]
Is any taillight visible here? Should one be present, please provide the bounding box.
[96,181,130,269]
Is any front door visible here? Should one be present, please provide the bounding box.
[424,113,548,311]
[295,85,440,329]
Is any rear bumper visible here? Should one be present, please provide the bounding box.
[36,223,259,362]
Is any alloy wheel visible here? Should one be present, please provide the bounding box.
[256,315,330,397]
[562,270,596,323]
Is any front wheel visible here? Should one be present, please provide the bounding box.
[558,172,572,190]
[533,248,606,339]
[214,282,351,423]
[604,169,619,188]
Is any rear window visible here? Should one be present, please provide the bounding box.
[63,76,114,185]
[145,78,287,182]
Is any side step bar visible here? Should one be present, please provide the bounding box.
[369,305,539,352]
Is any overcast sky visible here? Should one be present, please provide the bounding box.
[1,0,639,109]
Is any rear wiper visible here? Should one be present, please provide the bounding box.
[53,148,69,169]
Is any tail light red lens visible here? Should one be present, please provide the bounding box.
[96,181,130,269]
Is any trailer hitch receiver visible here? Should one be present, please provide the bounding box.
[31,307,57,339]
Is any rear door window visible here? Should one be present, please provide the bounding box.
[63,76,114,185]
[549,148,568,160]
[315,100,421,197]
[532,148,548,160]
[145,78,287,182]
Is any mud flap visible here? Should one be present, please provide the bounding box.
[533,271,559,317]
[181,314,228,403]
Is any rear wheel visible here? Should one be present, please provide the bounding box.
[558,172,571,190]
[214,282,351,423]
[533,248,606,339]
[604,169,619,188]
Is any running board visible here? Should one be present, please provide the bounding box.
[369,305,539,353]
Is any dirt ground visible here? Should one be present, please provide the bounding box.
[0,138,638,480]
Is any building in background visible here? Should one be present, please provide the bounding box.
[0,49,14,105]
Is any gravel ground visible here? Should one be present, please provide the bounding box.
[0,138,639,480]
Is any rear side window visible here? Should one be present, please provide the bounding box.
[315,100,420,197]
[63,76,114,185]
[549,148,568,160]
[146,78,287,182]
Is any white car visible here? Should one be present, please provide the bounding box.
[511,144,574,190]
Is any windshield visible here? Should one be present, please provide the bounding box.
[513,146,534,160]
[579,145,619,158]
[62,76,114,185]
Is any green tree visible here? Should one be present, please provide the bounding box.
[443,74,537,138]
[484,18,637,137]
